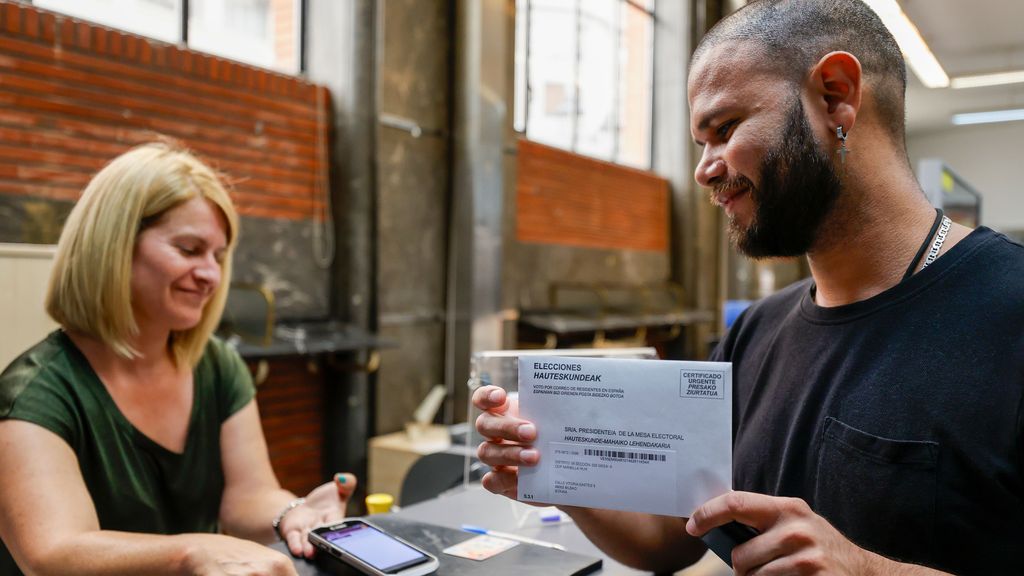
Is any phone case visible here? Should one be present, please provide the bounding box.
[309,519,440,576]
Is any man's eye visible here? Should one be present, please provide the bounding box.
[717,120,736,138]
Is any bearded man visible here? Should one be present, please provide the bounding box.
[474,0,1024,574]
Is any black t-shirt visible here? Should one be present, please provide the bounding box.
[711,227,1024,575]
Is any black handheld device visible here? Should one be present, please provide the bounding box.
[700,521,759,568]
[309,519,440,576]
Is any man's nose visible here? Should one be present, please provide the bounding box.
[694,150,726,187]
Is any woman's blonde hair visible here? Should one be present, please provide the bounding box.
[46,141,239,367]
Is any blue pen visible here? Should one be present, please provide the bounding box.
[461,524,567,551]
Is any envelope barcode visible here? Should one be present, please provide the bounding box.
[584,448,667,462]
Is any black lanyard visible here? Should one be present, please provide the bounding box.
[903,208,944,281]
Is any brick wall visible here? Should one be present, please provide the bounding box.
[516,139,669,252]
[250,357,326,496]
[0,1,334,494]
[0,1,328,222]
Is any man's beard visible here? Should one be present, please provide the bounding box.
[718,98,843,258]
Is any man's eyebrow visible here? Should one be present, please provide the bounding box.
[692,107,723,147]
[696,106,730,133]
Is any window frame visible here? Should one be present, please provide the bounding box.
[514,0,656,169]
[30,0,307,75]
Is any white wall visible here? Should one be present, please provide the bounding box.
[907,121,1024,233]
[0,244,57,369]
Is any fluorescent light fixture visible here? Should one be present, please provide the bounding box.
[951,70,1024,89]
[951,108,1024,126]
[862,0,949,88]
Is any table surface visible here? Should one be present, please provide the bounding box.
[519,309,714,335]
[280,484,732,576]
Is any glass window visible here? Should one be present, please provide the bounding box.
[189,0,301,74]
[514,0,654,169]
[523,0,578,151]
[617,1,654,168]
[34,0,183,44]
[32,0,302,75]
[576,0,617,161]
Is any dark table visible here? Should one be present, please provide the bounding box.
[278,484,730,576]
[230,320,395,360]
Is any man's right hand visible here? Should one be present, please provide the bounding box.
[473,385,705,573]
[473,385,540,500]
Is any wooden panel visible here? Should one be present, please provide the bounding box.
[516,140,669,252]
[0,2,328,221]
[251,358,326,496]
[0,243,57,368]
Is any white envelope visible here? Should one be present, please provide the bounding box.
[517,356,732,517]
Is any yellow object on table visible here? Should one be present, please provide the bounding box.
[365,493,394,514]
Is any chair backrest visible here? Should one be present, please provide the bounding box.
[221,282,275,346]
[399,452,482,507]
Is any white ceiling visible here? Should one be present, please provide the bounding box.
[902,0,1024,134]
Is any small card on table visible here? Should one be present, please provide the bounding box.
[443,535,519,561]
[517,356,732,517]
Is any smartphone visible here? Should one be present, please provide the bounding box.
[700,521,759,568]
[308,519,440,576]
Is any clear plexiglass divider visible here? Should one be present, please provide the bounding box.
[465,347,658,527]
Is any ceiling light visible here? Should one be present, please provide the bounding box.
[951,70,1024,89]
[951,108,1024,126]
[862,0,949,88]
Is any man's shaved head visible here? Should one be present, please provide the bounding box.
[692,0,907,145]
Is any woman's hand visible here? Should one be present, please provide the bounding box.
[278,473,358,559]
[181,534,300,576]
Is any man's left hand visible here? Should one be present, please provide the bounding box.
[686,491,895,575]
[279,473,358,559]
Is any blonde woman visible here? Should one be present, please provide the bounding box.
[0,143,355,575]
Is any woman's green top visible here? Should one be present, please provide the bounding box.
[0,330,255,575]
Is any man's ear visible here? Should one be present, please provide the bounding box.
[808,51,862,133]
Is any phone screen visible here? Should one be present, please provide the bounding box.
[322,522,431,573]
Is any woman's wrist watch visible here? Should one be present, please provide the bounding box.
[272,497,306,540]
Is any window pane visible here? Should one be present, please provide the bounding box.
[575,0,617,161]
[35,0,182,43]
[617,1,653,169]
[525,0,578,150]
[513,0,529,132]
[627,0,655,13]
[188,0,300,74]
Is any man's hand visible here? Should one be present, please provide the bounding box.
[472,385,540,499]
[279,473,358,559]
[685,491,948,575]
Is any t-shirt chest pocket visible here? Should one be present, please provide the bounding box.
[813,416,939,564]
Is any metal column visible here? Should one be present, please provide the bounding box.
[448,0,509,417]
[305,0,379,484]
